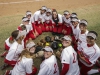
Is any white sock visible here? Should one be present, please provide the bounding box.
[87,69,99,75]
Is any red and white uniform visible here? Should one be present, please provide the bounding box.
[38,55,59,75]
[79,42,100,67]
[52,14,63,33]
[62,16,73,35]
[44,15,52,32]
[11,56,37,75]
[5,37,14,50]
[31,10,46,34]
[71,24,80,40]
[61,46,80,75]
[77,30,88,50]
[5,41,24,67]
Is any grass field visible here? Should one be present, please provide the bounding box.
[0,4,100,75]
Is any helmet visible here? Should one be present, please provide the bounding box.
[35,45,43,53]
[51,41,58,50]
[45,36,51,42]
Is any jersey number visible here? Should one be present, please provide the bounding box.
[53,63,57,74]
[73,53,76,63]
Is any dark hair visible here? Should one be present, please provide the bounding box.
[26,10,31,13]
[71,13,77,16]
[89,31,98,37]
[11,30,19,40]
[20,25,26,30]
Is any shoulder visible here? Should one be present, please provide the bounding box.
[22,57,33,64]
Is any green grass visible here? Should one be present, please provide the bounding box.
[0,4,100,75]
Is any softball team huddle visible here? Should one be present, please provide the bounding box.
[0,6,100,75]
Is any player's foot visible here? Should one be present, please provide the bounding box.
[0,63,9,70]
[0,51,8,57]
[4,70,11,75]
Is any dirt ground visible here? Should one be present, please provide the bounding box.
[0,0,100,16]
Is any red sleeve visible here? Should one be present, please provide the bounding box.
[60,63,69,75]
[84,57,92,65]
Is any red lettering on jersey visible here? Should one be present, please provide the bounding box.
[73,53,76,63]
[53,63,57,74]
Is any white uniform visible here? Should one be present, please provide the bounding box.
[77,30,88,50]
[11,56,33,75]
[71,24,80,40]
[31,10,45,24]
[5,37,13,48]
[44,15,52,24]
[6,41,24,61]
[38,55,59,75]
[79,42,100,67]
[62,15,71,26]
[61,46,80,75]
[52,14,63,23]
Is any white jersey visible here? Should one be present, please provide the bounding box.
[6,41,24,61]
[62,15,71,26]
[44,15,52,24]
[11,56,33,75]
[61,46,80,75]
[79,42,100,67]
[52,14,63,24]
[38,55,59,75]
[71,24,80,40]
[77,30,88,50]
[5,37,13,48]
[31,10,45,24]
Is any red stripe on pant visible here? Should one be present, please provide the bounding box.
[4,59,17,67]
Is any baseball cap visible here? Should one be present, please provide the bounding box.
[63,10,69,15]
[26,41,36,49]
[46,8,52,13]
[71,13,77,18]
[62,35,72,41]
[22,17,30,22]
[40,6,47,10]
[87,32,97,39]
[43,46,53,53]
[26,11,32,15]
[80,19,88,25]
[71,17,79,22]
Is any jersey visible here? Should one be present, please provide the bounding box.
[77,30,88,50]
[61,46,80,75]
[6,41,24,61]
[44,15,52,24]
[38,55,59,75]
[79,42,100,67]
[5,37,13,48]
[71,24,80,40]
[11,56,33,75]
[62,15,71,26]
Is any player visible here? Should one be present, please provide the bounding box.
[44,8,52,32]
[31,6,47,34]
[38,46,59,75]
[4,30,26,67]
[78,31,100,75]
[4,41,37,75]
[60,35,80,75]
[52,9,63,35]
[62,10,73,35]
[77,19,88,50]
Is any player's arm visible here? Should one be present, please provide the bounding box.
[60,63,69,75]
[78,51,92,65]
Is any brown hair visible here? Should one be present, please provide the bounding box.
[11,30,19,40]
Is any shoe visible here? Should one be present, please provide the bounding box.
[4,70,10,75]
[0,63,9,70]
[0,51,8,57]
